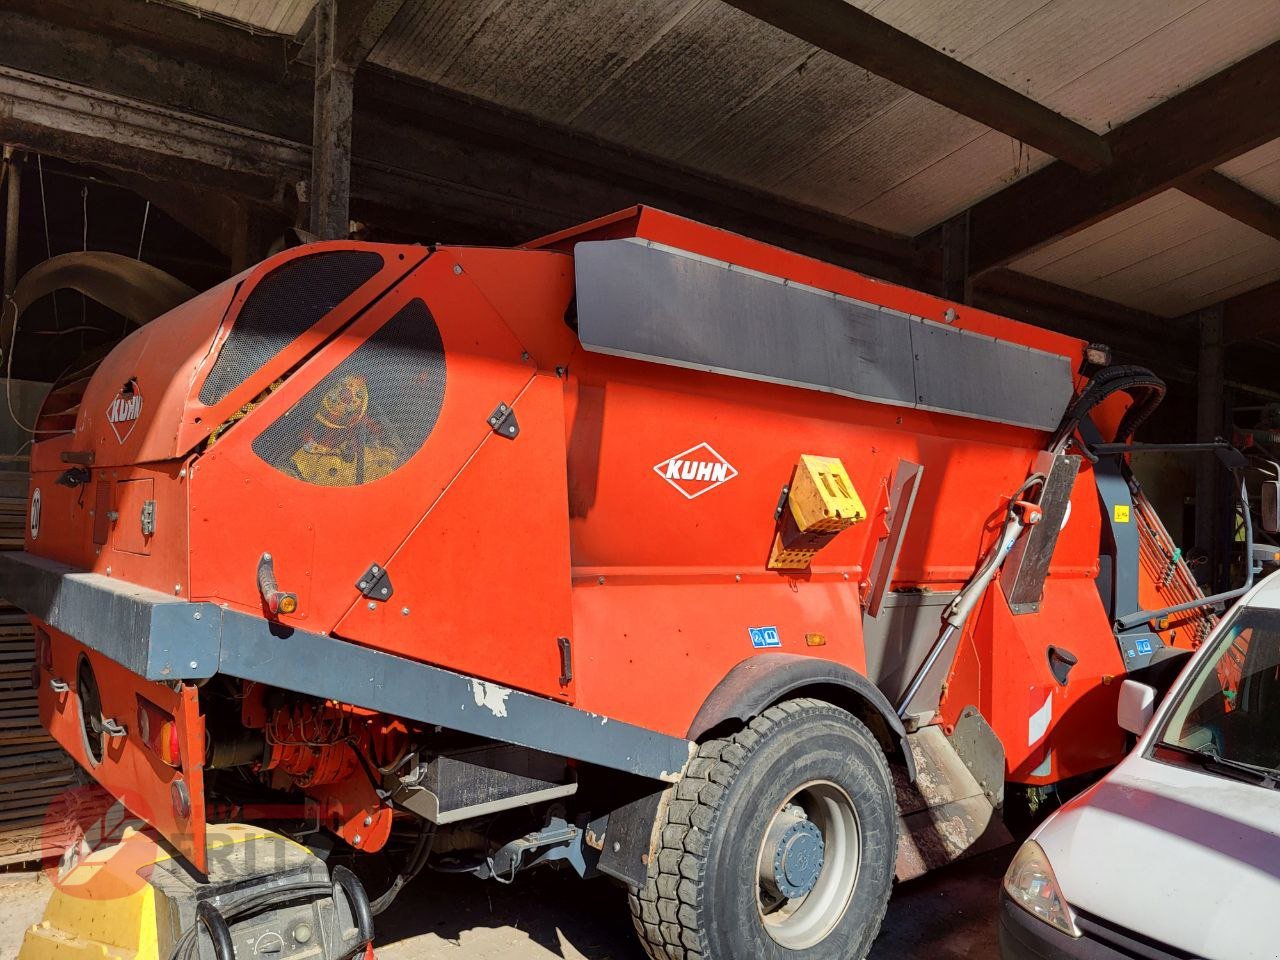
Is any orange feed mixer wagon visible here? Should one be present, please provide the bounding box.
[6,207,1229,960]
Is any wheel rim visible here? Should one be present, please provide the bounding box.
[756,780,861,949]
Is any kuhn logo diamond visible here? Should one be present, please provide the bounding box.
[653,443,738,499]
[106,383,142,444]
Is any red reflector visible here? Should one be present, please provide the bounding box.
[161,721,181,766]
[36,629,53,670]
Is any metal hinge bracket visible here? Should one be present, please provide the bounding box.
[487,402,520,439]
[356,562,394,601]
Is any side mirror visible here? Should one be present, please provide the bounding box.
[1117,679,1157,736]
[1263,480,1280,534]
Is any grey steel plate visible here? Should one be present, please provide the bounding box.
[574,238,1074,431]
[0,550,692,783]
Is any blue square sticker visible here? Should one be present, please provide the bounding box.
[749,626,781,649]
[1135,639,1153,656]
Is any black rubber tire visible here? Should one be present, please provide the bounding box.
[629,698,897,960]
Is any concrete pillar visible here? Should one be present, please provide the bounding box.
[309,0,354,241]
[1195,304,1226,587]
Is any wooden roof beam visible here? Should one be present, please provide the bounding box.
[720,0,1111,172]
[952,40,1280,274]
[1180,171,1280,243]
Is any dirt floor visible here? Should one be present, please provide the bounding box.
[0,847,1007,959]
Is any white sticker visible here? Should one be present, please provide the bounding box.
[29,488,40,540]
[653,443,738,500]
[1028,691,1053,746]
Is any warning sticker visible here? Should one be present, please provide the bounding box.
[1113,504,1131,523]
[749,626,782,649]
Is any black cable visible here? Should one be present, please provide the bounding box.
[331,865,376,944]
[367,820,436,915]
[167,882,332,960]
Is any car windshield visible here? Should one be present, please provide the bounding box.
[1156,606,1280,780]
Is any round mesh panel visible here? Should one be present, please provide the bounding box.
[199,250,385,406]
[251,299,446,486]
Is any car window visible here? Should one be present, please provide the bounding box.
[1160,608,1280,772]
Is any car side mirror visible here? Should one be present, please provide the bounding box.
[1118,679,1157,735]
[1263,480,1280,534]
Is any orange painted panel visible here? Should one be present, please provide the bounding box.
[335,372,576,699]
[946,578,1126,784]
[189,253,542,634]
[38,629,207,870]
[113,478,155,556]
[27,462,190,598]
[571,579,865,738]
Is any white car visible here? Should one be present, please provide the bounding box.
[999,572,1280,960]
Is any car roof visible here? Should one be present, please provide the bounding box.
[1240,567,1280,610]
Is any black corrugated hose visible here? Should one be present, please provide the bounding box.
[1049,364,1167,458]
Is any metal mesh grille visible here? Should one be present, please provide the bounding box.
[199,250,385,405]
[251,298,446,486]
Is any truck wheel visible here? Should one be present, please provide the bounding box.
[630,698,897,960]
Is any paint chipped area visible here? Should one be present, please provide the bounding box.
[470,679,512,718]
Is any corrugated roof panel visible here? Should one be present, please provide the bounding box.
[362,0,1279,245]
[958,0,1203,118]
[665,0,1025,197]
[1012,192,1280,315]
[172,0,1280,318]
[842,0,1274,231]
[369,0,502,82]
[1087,220,1274,305]
[568,2,811,157]
[1017,195,1234,287]
[1181,264,1280,311]
[1134,241,1280,315]
[1032,0,1280,132]
[759,0,1051,213]
[1012,191,1190,273]
[774,95,992,217]
[676,51,903,190]
[849,130,1053,233]
[1219,139,1280,204]
[373,0,698,120]
[168,0,314,34]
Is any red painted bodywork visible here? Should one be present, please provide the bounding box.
[28,206,1194,868]
[39,628,206,867]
